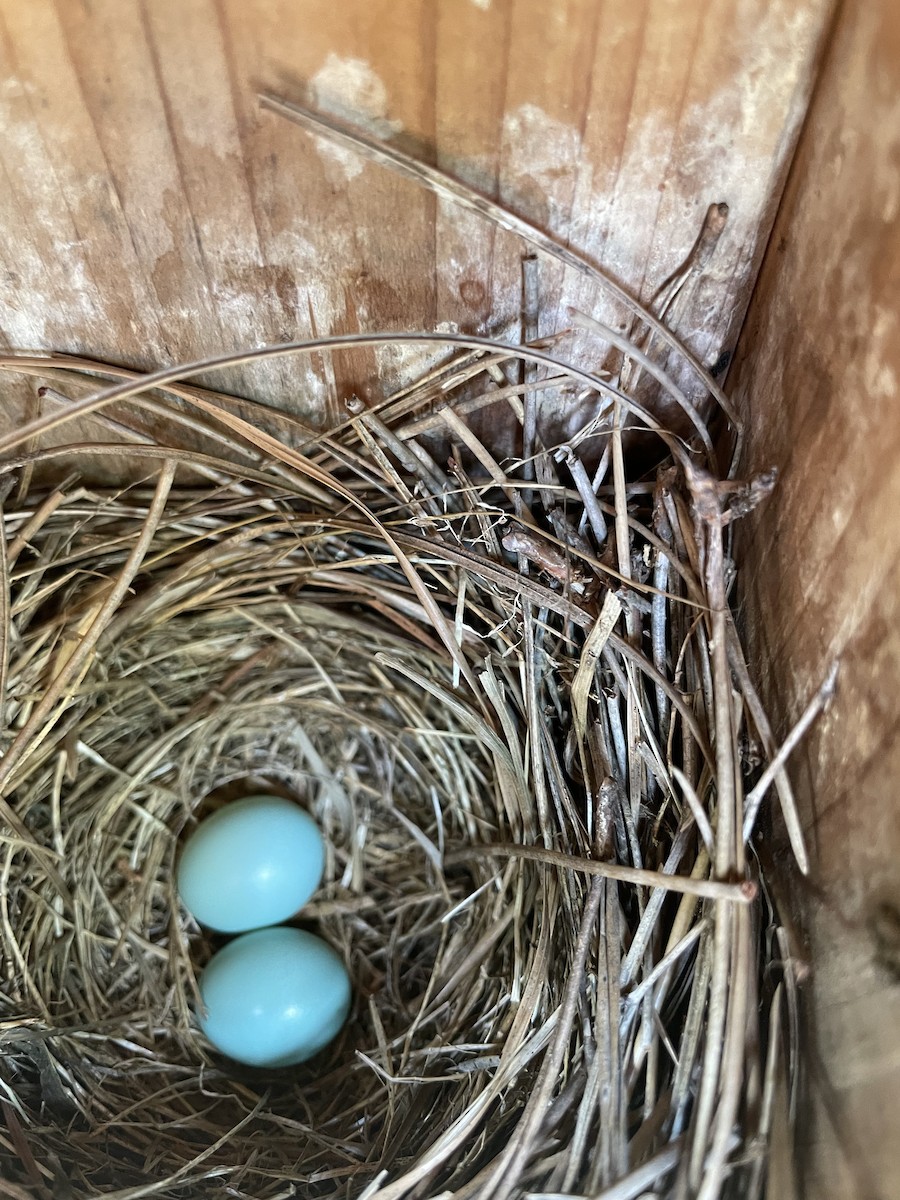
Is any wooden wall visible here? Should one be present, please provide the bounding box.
[728,0,900,1195]
[0,0,829,454]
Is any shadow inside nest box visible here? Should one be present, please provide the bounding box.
[186,778,305,819]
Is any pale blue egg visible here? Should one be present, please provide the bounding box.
[177,795,324,932]
[198,926,351,1067]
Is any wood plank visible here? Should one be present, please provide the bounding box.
[728,0,900,1195]
[0,0,829,466]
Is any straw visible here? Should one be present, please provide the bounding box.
[0,103,821,1200]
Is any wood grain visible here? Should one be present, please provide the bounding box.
[0,0,830,465]
[729,0,900,1195]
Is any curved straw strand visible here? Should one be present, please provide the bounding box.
[0,335,696,465]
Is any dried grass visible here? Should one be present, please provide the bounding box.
[0,103,826,1200]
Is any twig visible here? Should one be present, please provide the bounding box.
[448,844,754,902]
[556,445,608,547]
[743,662,839,845]
[521,254,541,485]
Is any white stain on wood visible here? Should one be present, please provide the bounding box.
[501,103,581,234]
[0,105,105,348]
[310,54,402,184]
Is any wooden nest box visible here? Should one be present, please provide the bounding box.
[0,2,897,1197]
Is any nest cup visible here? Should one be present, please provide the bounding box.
[4,546,537,1192]
[0,179,809,1197]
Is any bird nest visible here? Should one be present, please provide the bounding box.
[0,101,822,1200]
